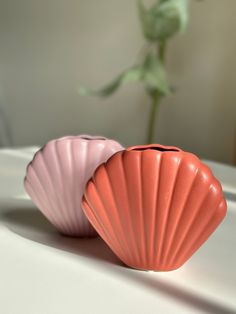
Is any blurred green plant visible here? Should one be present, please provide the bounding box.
[80,0,190,143]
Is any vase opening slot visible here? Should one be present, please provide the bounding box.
[131,146,180,152]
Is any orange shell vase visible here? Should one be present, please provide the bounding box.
[82,144,227,271]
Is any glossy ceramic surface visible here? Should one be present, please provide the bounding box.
[82,144,227,270]
[24,135,124,236]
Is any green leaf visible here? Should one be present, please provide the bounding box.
[138,0,155,41]
[158,0,189,34]
[138,0,189,41]
[79,52,171,98]
[142,51,170,95]
[79,66,144,97]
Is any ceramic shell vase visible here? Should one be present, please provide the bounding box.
[24,135,124,237]
[82,144,227,271]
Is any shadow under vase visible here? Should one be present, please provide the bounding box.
[1,203,121,266]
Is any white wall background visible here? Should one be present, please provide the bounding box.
[0,0,235,163]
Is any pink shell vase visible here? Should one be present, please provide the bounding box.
[82,144,227,270]
[24,135,124,237]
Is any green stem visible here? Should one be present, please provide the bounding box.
[159,41,167,62]
[146,41,167,144]
[146,91,161,144]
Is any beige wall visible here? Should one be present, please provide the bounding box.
[0,0,235,163]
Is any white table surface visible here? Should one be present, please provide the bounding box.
[0,147,236,314]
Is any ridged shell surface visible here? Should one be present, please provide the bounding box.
[24,135,124,237]
[82,144,227,270]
